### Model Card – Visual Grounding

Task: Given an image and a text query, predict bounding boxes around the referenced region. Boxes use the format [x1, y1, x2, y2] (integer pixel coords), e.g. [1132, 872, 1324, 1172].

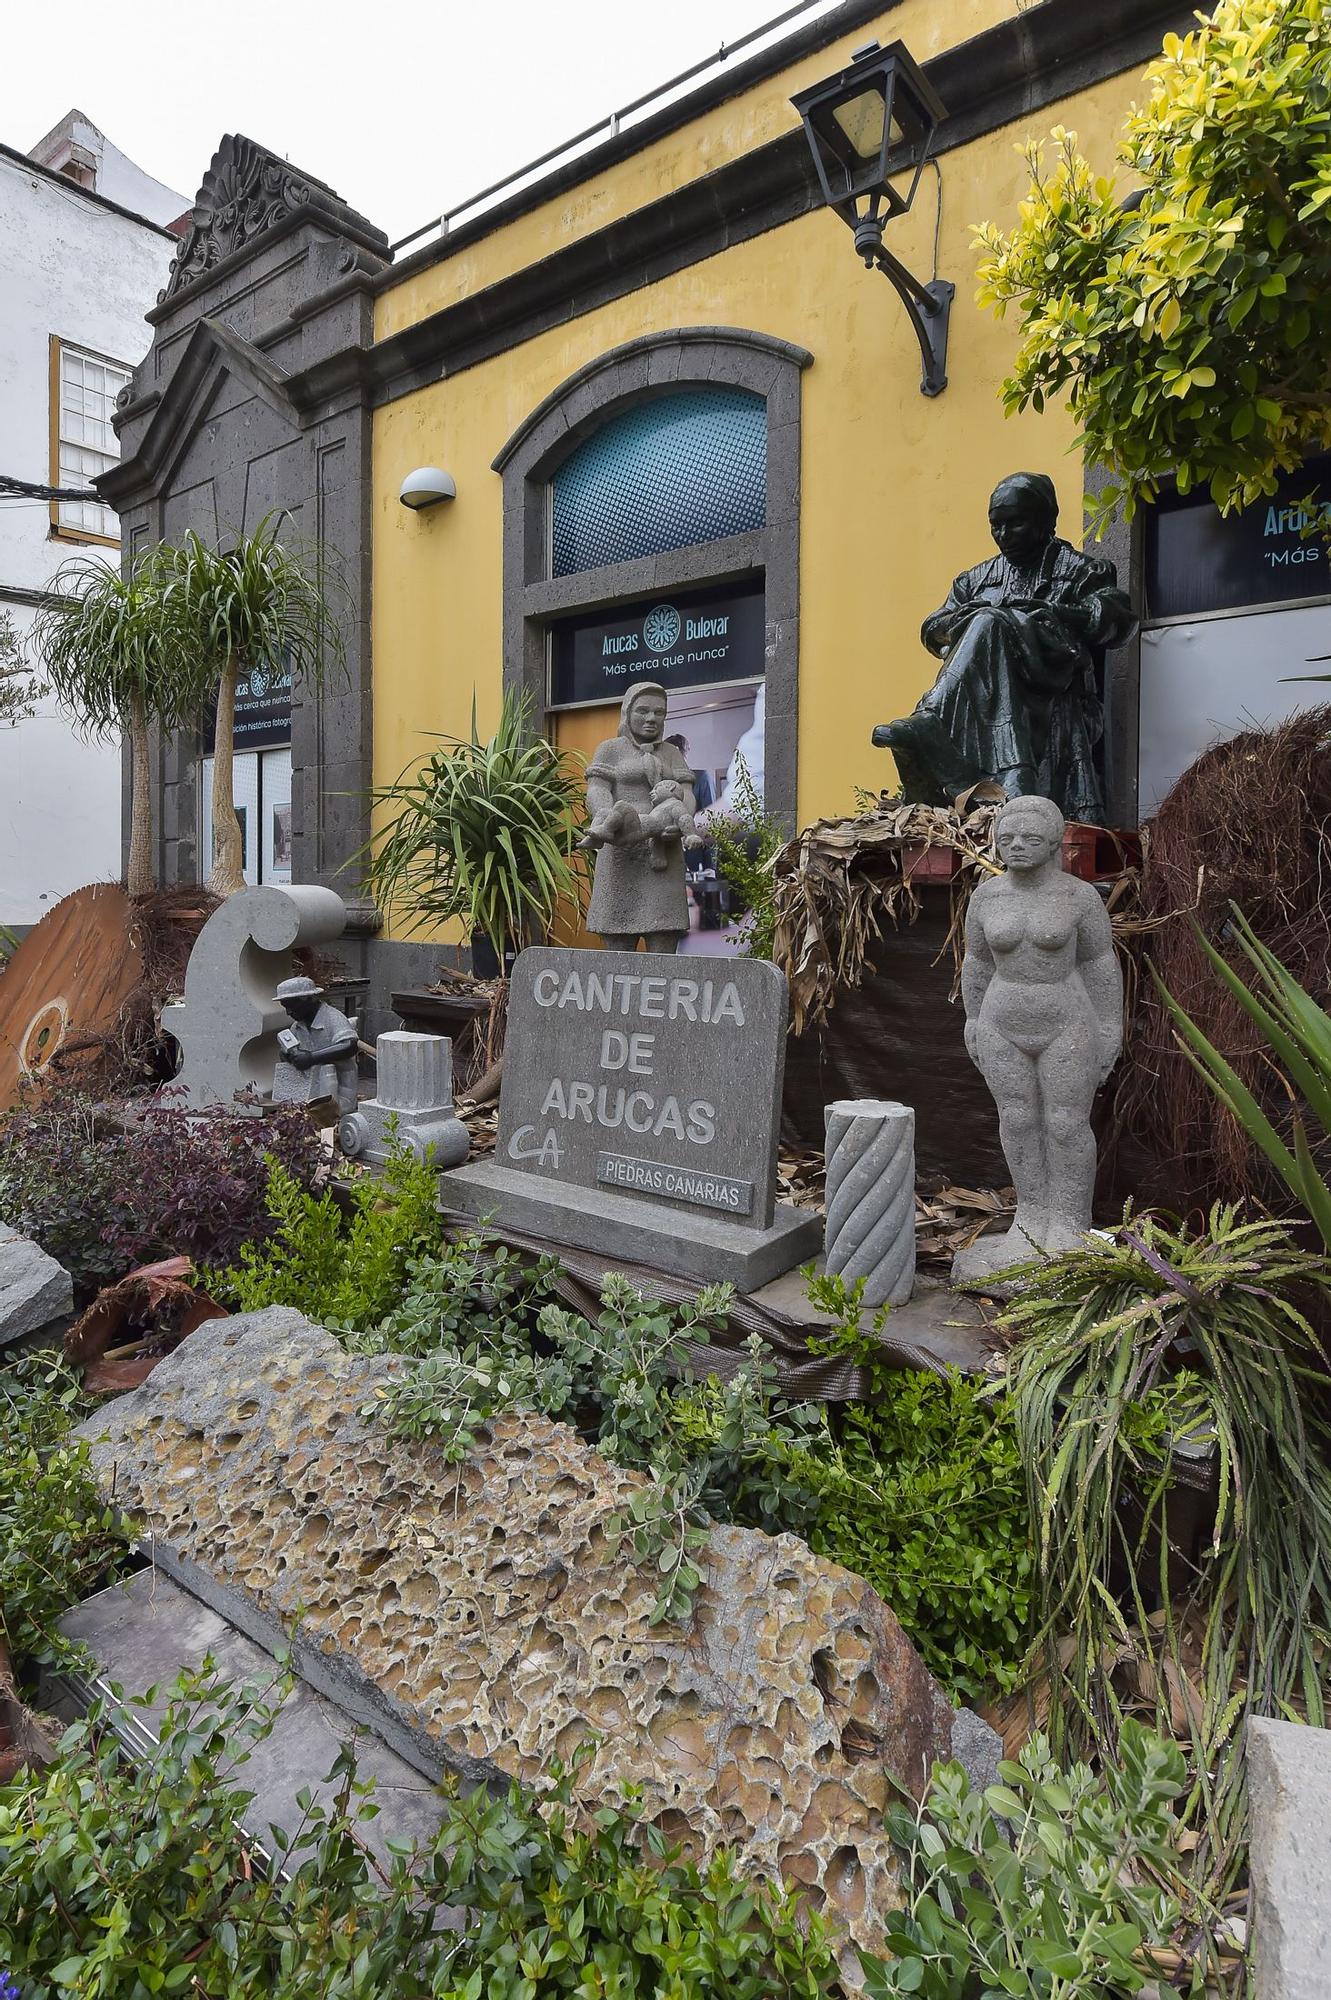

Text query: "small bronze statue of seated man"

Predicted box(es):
[872, 472, 1136, 824]
[272, 974, 359, 1117]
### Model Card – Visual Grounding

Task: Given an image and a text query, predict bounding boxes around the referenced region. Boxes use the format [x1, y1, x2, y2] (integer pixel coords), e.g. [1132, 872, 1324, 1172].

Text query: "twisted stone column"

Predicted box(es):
[822, 1099, 916, 1308]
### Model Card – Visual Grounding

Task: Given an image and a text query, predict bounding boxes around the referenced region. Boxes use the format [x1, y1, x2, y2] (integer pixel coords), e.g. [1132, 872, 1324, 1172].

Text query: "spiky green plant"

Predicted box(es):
[31, 553, 203, 898]
[154, 517, 347, 896]
[1155, 905, 1331, 1246]
[1002, 1207, 1331, 1899]
[361, 691, 586, 962]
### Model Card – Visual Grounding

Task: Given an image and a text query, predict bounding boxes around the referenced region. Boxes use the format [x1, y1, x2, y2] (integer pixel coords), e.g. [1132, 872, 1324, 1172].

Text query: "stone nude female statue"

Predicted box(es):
[582, 681, 703, 951]
[952, 795, 1122, 1283]
[873, 472, 1136, 823]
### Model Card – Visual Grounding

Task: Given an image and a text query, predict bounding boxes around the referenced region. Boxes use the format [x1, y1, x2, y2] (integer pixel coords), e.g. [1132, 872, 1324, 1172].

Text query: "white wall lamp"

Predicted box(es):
[399, 466, 457, 510]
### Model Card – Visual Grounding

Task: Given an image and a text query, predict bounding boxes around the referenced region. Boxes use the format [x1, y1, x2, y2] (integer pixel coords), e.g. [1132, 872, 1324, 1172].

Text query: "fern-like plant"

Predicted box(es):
[1003, 1206, 1331, 1897]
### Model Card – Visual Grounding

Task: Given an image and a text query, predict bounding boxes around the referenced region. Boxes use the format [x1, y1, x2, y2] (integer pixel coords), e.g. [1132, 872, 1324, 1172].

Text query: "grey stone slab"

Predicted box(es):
[56, 1567, 448, 1876]
[492, 947, 790, 1229]
[441, 1156, 821, 1290]
[0, 1224, 73, 1349]
[1249, 1715, 1331, 1997]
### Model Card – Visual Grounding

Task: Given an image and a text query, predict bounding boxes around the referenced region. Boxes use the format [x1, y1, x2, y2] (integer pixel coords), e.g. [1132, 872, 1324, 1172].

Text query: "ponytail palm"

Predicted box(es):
[32, 552, 200, 898]
[156, 518, 346, 897]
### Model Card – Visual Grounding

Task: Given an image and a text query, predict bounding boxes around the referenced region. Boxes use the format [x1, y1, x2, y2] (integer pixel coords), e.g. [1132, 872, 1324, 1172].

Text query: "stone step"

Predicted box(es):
[51, 1566, 448, 1878]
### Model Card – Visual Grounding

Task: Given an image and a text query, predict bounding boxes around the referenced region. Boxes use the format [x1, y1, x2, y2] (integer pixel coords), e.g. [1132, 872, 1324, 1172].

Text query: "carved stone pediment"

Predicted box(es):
[162, 133, 389, 302]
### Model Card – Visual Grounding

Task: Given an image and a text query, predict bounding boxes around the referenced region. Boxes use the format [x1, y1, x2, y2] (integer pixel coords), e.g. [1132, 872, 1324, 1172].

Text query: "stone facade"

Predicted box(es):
[97, 135, 414, 1029]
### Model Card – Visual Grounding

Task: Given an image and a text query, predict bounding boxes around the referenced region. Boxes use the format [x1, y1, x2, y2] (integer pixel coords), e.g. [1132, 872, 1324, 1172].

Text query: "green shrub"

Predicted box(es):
[352, 1230, 566, 1359]
[362, 1252, 1028, 1683]
[1, 1666, 846, 1999]
[862, 1720, 1202, 1999]
[798, 1270, 1033, 1701]
[0, 1355, 128, 1681]
[211, 1140, 442, 1331]
[801, 1371, 1033, 1704]
[708, 754, 784, 960]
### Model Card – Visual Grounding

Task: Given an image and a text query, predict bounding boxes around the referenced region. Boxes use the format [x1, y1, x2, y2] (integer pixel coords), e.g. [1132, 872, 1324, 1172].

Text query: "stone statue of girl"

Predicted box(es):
[952, 795, 1122, 1283]
[582, 681, 703, 951]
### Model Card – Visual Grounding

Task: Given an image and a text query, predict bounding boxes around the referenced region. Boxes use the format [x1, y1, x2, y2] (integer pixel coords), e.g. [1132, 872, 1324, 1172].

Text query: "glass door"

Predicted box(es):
[260, 747, 293, 884]
[200, 752, 260, 885]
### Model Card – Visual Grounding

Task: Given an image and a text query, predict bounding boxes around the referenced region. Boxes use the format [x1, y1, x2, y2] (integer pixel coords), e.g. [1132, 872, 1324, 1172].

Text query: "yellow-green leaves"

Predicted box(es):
[973, 0, 1331, 519]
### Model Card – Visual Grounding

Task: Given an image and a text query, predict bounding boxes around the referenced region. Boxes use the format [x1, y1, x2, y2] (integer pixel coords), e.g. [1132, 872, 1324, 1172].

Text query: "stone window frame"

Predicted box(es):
[493, 326, 812, 828]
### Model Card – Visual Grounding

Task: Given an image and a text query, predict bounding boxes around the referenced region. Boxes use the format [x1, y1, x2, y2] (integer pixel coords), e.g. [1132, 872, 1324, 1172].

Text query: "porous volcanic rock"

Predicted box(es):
[77, 1308, 958, 1948]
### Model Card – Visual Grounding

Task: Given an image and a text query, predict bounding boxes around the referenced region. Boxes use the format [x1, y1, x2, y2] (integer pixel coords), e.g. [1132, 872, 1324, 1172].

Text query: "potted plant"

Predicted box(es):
[362, 692, 587, 976]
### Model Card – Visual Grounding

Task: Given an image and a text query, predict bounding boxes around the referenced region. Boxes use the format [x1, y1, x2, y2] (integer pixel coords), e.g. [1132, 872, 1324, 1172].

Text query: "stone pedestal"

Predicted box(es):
[339, 1031, 469, 1169]
[823, 1099, 916, 1308]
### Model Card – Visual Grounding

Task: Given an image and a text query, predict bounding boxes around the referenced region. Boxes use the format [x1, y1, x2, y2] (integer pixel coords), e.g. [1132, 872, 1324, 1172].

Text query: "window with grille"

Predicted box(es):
[551, 387, 766, 578]
[53, 341, 131, 539]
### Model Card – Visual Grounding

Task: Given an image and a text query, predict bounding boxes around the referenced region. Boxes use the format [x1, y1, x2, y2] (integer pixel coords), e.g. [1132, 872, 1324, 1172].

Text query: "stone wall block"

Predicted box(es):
[1249, 1715, 1331, 1997]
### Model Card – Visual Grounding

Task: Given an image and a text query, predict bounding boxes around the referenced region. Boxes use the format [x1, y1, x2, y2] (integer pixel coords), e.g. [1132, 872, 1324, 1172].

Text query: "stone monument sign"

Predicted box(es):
[439, 947, 821, 1287]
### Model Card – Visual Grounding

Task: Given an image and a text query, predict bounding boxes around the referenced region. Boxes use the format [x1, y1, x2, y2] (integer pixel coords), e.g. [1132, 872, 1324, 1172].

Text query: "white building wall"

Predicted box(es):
[0, 141, 183, 928]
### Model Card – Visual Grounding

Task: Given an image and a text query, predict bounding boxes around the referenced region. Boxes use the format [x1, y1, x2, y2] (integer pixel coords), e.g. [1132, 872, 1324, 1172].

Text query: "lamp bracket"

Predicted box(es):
[857, 228, 953, 396]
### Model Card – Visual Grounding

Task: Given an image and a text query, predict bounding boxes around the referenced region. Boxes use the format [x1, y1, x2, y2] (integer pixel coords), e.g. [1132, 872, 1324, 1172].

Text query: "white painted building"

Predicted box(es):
[0, 114, 186, 929]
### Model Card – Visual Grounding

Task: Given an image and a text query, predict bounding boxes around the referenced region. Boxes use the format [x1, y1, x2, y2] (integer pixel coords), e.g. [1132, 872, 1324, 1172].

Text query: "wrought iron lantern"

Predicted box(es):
[792, 39, 953, 396]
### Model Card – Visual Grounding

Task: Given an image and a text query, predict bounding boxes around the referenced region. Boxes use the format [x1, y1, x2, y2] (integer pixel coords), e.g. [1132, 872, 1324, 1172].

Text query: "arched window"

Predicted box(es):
[551, 387, 767, 577]
[494, 329, 810, 826]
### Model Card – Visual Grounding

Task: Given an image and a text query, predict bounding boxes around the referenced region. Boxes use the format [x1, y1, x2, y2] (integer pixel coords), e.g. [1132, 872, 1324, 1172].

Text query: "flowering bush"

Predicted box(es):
[0, 1092, 323, 1300]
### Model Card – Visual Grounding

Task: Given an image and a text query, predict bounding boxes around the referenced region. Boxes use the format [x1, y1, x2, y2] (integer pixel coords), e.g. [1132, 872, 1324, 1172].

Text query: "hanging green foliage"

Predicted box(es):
[974, 0, 1331, 525]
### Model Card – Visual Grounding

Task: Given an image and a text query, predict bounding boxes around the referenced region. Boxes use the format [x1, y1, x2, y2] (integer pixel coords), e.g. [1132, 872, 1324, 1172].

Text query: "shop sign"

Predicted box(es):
[1146, 455, 1331, 620]
[201, 653, 292, 752]
[548, 582, 764, 709]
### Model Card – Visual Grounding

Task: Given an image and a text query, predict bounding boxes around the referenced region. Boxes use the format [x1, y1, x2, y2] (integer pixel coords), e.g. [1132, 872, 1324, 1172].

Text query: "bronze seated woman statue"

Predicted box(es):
[873, 472, 1136, 824]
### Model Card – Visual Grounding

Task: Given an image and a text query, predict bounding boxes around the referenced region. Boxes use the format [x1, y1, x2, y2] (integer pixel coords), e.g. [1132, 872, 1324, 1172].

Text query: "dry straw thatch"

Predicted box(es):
[769, 798, 1006, 1036]
[1111, 704, 1331, 1217]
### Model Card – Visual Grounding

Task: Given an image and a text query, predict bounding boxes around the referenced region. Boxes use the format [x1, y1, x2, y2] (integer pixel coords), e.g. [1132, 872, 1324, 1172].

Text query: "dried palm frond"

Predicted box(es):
[769, 800, 1005, 1035]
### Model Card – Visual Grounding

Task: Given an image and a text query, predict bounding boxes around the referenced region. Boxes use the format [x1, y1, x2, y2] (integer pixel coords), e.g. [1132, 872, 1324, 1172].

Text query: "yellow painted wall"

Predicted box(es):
[379, 0, 1022, 342]
[371, 21, 1143, 942]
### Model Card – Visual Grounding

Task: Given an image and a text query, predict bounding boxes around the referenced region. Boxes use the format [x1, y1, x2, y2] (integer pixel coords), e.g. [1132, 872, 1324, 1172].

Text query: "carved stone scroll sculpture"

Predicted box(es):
[952, 796, 1122, 1284]
[582, 682, 703, 952]
[339, 1031, 469, 1169]
[823, 1099, 917, 1309]
[872, 472, 1137, 823]
[161, 885, 349, 1110]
